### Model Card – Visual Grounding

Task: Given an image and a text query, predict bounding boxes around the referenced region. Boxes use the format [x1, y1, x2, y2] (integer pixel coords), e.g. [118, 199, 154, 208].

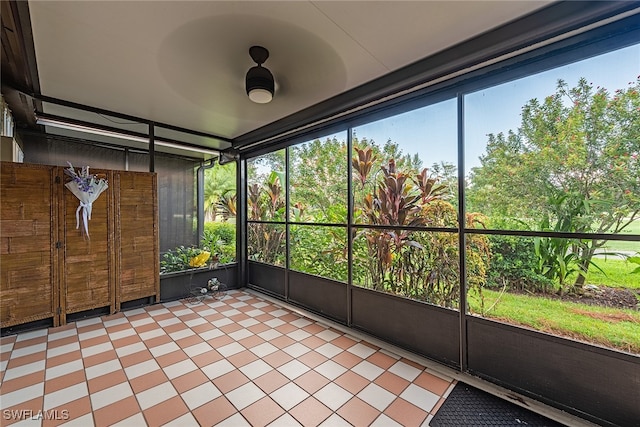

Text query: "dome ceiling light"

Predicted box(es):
[245, 46, 274, 104]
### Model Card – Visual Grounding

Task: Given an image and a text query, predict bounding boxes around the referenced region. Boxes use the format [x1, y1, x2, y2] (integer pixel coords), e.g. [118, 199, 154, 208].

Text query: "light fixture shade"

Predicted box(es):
[248, 88, 272, 104]
[246, 46, 274, 104]
[246, 65, 274, 103]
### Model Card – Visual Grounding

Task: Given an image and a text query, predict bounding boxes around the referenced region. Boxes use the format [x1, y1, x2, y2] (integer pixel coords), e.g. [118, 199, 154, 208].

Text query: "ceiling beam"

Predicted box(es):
[32, 93, 234, 144]
[1, 0, 41, 127]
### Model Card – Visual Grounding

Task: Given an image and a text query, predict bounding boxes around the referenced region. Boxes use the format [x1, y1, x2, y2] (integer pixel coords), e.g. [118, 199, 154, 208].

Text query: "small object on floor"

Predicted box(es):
[430, 383, 564, 426]
[184, 279, 227, 304]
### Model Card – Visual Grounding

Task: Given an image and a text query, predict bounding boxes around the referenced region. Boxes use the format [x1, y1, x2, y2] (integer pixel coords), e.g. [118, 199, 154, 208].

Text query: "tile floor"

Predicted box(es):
[0, 289, 456, 426]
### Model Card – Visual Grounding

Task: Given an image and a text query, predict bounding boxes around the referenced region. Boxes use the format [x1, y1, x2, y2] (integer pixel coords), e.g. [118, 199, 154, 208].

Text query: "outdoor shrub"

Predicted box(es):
[487, 235, 553, 293]
[161, 221, 237, 273]
[202, 222, 236, 264]
[289, 226, 348, 282]
[351, 146, 489, 308]
[247, 171, 286, 265]
[160, 246, 207, 274]
[247, 223, 285, 266]
[204, 222, 235, 245]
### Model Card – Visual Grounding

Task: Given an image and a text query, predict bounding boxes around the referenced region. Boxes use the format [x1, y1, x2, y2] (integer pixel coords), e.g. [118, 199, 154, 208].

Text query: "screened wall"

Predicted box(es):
[242, 16, 640, 426]
[245, 33, 640, 348]
[22, 133, 199, 252]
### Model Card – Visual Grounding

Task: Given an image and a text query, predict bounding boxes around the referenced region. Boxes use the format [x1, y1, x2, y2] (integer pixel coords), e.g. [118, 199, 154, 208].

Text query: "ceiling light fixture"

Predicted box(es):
[245, 46, 274, 104]
[35, 115, 220, 156]
[36, 115, 148, 143]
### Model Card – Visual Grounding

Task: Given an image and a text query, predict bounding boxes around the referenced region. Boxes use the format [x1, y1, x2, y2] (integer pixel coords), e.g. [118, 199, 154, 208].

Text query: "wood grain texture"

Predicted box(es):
[116, 171, 159, 305]
[61, 169, 113, 315]
[0, 162, 56, 327]
[1, 163, 159, 327]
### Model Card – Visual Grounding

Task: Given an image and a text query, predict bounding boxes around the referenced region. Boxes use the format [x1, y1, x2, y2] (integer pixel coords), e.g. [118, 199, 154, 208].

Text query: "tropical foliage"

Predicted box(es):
[202, 222, 236, 264]
[161, 160, 238, 274]
[247, 168, 286, 265]
[290, 137, 348, 223]
[203, 162, 236, 222]
[245, 77, 638, 329]
[214, 62, 640, 355]
[290, 225, 348, 282]
[351, 146, 489, 308]
[161, 246, 210, 274]
[468, 78, 640, 291]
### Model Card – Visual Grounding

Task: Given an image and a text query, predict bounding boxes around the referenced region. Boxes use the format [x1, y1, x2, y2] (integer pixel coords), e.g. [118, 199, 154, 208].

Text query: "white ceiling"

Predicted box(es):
[28, 1, 552, 153]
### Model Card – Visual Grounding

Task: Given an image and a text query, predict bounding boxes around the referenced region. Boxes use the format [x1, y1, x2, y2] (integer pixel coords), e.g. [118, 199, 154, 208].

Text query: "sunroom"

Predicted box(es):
[1, 1, 638, 426]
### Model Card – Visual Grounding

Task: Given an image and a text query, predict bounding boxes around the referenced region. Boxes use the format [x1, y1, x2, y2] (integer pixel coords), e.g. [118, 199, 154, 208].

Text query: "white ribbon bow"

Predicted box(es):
[75, 201, 92, 238]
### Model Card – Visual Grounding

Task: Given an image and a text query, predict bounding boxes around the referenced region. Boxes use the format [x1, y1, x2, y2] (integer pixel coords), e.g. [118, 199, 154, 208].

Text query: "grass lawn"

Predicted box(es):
[471, 237, 639, 355]
[603, 219, 640, 252]
[468, 289, 640, 354]
[584, 258, 640, 289]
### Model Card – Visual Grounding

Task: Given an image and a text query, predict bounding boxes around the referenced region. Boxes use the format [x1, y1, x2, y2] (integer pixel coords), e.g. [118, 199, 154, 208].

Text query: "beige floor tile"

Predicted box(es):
[155, 349, 188, 368]
[227, 349, 259, 368]
[413, 370, 452, 395]
[253, 370, 290, 394]
[129, 369, 169, 393]
[93, 395, 141, 426]
[374, 371, 410, 395]
[212, 369, 250, 394]
[1, 371, 45, 394]
[142, 395, 189, 426]
[87, 369, 127, 394]
[42, 396, 92, 427]
[192, 396, 237, 427]
[170, 369, 209, 394]
[294, 370, 330, 395]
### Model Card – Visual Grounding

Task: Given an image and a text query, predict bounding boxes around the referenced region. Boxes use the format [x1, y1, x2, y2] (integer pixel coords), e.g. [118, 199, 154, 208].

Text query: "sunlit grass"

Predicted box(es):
[603, 219, 640, 252]
[585, 257, 640, 289]
[468, 289, 640, 354]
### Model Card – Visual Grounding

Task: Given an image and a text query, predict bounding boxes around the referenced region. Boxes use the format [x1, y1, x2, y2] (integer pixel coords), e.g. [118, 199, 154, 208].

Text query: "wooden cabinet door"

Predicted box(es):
[115, 171, 159, 306]
[60, 169, 115, 316]
[0, 162, 58, 327]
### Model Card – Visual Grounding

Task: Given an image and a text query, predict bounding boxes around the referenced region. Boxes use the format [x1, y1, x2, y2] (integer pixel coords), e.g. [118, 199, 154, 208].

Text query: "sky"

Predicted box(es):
[353, 43, 640, 174]
[253, 43, 639, 181]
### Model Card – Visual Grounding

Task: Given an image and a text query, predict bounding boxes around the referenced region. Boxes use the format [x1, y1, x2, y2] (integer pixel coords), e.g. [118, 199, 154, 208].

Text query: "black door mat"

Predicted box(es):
[430, 383, 565, 426]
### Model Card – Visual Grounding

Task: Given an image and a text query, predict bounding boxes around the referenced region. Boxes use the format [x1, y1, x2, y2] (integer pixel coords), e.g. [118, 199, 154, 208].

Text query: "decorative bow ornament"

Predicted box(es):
[63, 163, 108, 239]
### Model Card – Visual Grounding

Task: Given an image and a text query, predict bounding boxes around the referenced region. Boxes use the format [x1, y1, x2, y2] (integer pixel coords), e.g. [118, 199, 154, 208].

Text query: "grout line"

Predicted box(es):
[441, 380, 457, 400]
[2, 288, 599, 426]
[244, 288, 599, 427]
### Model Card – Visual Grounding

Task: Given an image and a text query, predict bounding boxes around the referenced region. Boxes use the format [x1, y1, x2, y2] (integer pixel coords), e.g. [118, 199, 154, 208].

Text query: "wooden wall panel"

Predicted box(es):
[0, 162, 57, 327]
[115, 172, 159, 305]
[61, 170, 114, 315]
[1, 163, 158, 327]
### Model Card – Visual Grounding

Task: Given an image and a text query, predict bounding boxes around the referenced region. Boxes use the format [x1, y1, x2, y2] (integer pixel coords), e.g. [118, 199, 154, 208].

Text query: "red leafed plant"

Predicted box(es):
[352, 146, 489, 308]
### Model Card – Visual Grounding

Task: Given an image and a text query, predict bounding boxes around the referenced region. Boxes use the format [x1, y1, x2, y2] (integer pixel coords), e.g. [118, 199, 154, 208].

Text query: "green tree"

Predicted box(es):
[290, 137, 348, 223]
[469, 77, 640, 289]
[204, 162, 236, 222]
